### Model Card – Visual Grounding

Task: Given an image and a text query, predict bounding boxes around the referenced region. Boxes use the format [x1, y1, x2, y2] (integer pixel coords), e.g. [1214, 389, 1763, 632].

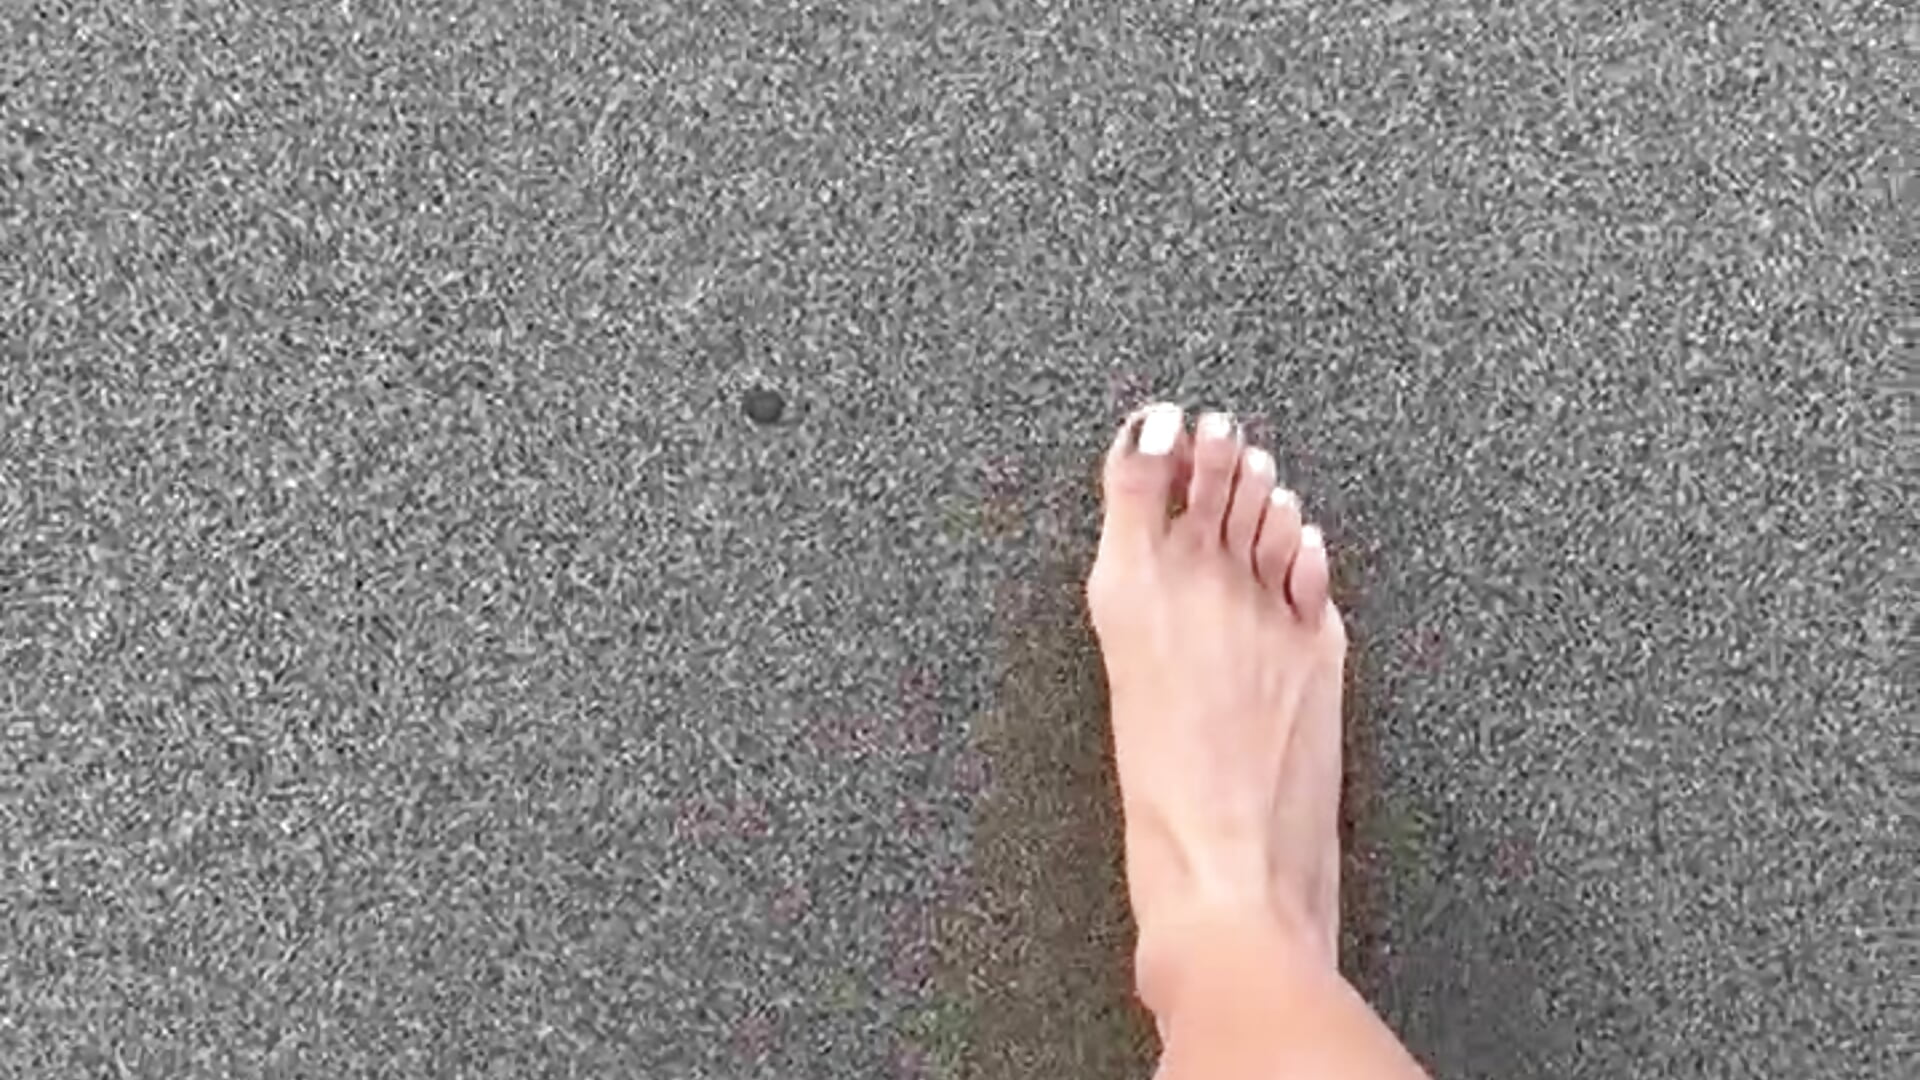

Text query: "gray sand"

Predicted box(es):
[3, 2, 1910, 1076]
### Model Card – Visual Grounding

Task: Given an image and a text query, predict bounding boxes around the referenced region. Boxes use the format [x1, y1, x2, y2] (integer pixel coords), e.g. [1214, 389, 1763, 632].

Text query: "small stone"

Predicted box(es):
[742, 386, 786, 426]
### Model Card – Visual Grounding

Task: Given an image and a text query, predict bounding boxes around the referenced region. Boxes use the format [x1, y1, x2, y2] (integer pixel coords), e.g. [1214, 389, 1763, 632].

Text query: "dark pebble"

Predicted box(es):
[742, 387, 786, 426]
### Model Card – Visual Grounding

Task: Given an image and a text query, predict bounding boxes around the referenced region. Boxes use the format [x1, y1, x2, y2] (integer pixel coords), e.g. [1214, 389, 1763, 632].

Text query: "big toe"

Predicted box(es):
[1100, 403, 1187, 546]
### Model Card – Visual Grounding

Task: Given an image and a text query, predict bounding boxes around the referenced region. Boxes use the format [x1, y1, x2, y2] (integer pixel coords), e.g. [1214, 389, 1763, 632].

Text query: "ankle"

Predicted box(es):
[1134, 895, 1327, 1015]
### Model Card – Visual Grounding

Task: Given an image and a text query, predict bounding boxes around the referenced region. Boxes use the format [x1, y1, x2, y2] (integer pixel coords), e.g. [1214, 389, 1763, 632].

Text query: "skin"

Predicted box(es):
[1088, 404, 1428, 1080]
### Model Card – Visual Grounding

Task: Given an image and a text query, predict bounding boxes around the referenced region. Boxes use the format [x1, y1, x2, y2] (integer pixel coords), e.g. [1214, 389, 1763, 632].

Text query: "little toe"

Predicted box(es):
[1177, 411, 1241, 547]
[1100, 403, 1187, 546]
[1254, 486, 1303, 591]
[1223, 447, 1276, 564]
[1287, 524, 1331, 624]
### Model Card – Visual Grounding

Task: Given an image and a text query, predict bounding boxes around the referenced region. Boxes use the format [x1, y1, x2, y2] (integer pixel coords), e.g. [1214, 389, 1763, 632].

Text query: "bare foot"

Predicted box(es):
[1087, 404, 1347, 972]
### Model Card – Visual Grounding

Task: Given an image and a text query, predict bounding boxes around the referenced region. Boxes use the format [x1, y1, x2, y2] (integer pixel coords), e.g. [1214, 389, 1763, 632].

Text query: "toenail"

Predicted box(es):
[1137, 405, 1183, 456]
[1302, 524, 1325, 548]
[1197, 412, 1235, 441]
[1246, 449, 1274, 476]
[1271, 487, 1298, 508]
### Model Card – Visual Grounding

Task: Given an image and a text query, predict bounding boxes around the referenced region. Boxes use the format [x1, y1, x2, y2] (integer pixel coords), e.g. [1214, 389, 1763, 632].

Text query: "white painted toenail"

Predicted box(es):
[1271, 487, 1298, 508]
[1198, 412, 1235, 441]
[1302, 524, 1325, 548]
[1246, 449, 1274, 476]
[1137, 406, 1183, 456]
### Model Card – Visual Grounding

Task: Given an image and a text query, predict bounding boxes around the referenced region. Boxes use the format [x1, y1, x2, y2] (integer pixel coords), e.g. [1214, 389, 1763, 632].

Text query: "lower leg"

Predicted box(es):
[1141, 904, 1423, 1079]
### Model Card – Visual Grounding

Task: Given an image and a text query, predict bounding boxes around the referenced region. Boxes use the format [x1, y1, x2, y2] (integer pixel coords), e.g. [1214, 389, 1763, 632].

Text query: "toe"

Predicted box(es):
[1287, 524, 1331, 624]
[1177, 411, 1241, 547]
[1223, 447, 1276, 564]
[1253, 486, 1303, 591]
[1100, 403, 1186, 546]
